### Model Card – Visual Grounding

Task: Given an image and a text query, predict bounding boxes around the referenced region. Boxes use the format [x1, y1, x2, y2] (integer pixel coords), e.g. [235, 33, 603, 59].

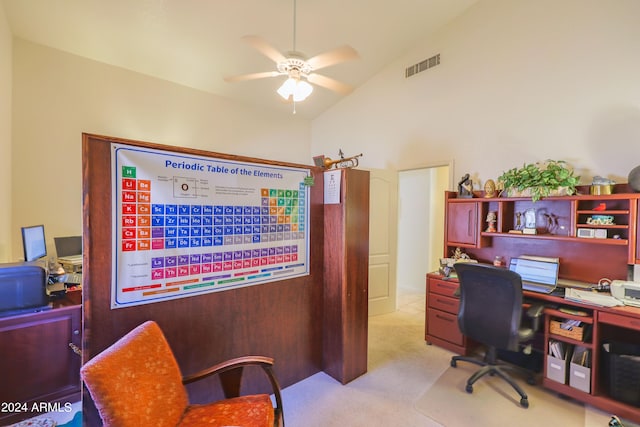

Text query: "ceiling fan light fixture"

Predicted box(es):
[277, 77, 313, 102]
[226, 0, 357, 110]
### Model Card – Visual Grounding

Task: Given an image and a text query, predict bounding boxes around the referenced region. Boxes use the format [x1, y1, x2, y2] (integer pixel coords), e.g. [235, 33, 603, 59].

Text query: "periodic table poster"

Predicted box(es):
[110, 144, 311, 309]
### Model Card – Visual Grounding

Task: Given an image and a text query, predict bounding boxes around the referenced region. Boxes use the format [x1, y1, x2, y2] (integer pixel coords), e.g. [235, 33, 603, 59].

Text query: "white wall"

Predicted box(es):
[0, 5, 12, 262]
[11, 39, 312, 261]
[312, 0, 640, 189]
[10, 0, 640, 262]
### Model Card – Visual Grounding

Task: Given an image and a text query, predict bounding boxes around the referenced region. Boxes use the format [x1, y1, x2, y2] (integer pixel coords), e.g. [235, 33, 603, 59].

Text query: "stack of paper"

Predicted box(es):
[564, 288, 623, 307]
[572, 346, 591, 368]
[549, 339, 568, 359]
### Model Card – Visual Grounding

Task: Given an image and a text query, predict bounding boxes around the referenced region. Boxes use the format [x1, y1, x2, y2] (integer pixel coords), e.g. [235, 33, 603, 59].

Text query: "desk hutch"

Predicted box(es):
[426, 188, 640, 423]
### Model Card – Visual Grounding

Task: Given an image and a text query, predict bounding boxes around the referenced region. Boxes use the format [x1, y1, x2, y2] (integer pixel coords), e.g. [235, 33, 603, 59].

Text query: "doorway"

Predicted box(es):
[396, 165, 450, 296]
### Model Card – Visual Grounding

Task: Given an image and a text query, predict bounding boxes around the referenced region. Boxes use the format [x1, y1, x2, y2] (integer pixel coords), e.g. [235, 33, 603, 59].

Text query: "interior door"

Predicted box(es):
[368, 168, 398, 316]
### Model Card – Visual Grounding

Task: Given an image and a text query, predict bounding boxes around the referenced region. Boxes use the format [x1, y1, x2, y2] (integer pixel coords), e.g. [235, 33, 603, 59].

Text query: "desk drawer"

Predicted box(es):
[429, 293, 460, 314]
[599, 312, 640, 332]
[429, 278, 459, 298]
[428, 309, 463, 346]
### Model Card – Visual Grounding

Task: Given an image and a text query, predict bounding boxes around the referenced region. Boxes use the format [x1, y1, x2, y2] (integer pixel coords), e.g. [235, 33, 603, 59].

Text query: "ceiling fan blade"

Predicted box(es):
[307, 73, 354, 95]
[307, 45, 359, 71]
[242, 35, 287, 64]
[224, 71, 281, 83]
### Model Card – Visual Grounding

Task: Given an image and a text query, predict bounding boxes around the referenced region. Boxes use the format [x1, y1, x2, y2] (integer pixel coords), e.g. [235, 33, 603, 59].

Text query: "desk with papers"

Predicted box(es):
[425, 272, 640, 424]
[527, 288, 640, 422]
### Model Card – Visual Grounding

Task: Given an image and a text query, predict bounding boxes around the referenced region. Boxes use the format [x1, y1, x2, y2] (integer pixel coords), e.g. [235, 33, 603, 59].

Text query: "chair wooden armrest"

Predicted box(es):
[183, 355, 284, 427]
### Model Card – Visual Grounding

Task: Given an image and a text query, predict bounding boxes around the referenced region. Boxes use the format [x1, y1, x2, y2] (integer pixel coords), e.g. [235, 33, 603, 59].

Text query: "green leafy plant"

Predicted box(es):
[497, 160, 580, 202]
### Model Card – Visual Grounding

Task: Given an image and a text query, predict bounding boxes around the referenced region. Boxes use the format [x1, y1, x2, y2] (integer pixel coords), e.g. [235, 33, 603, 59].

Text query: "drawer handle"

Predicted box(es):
[436, 298, 455, 306]
[435, 314, 454, 323]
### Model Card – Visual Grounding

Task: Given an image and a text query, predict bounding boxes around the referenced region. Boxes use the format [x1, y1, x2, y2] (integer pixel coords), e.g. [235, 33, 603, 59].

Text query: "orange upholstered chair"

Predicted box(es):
[80, 320, 283, 427]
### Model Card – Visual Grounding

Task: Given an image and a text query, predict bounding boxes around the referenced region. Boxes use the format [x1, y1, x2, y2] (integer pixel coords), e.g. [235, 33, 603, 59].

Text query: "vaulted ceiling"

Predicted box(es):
[3, 0, 477, 119]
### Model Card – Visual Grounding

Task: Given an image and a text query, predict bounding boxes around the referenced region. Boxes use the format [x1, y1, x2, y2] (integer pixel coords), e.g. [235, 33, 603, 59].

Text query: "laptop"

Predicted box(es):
[54, 236, 83, 271]
[54, 236, 82, 258]
[508, 257, 560, 294]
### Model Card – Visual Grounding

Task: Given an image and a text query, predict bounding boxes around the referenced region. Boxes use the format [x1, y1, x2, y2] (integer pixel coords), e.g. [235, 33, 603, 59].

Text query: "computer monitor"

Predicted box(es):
[54, 236, 82, 258]
[21, 225, 47, 262]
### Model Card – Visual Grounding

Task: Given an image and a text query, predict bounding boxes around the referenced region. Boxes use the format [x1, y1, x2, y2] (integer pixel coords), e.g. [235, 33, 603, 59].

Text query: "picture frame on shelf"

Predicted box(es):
[523, 208, 537, 234]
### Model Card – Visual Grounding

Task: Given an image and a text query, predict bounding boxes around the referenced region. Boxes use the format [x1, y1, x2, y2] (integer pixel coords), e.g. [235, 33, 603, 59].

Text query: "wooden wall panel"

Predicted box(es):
[82, 134, 325, 422]
[323, 168, 370, 383]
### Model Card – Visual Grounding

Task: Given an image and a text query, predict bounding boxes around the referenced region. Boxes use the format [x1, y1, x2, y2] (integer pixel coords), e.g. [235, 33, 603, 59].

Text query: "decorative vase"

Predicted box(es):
[629, 165, 640, 192]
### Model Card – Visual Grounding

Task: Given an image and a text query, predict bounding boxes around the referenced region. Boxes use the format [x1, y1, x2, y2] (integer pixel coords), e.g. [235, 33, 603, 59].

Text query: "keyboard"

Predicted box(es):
[522, 281, 556, 294]
[557, 278, 594, 289]
[59, 273, 82, 284]
[57, 255, 83, 266]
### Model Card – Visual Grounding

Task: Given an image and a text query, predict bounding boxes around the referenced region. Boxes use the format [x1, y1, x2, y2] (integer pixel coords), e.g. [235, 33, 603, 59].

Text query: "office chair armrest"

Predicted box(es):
[183, 355, 283, 427]
[525, 303, 545, 332]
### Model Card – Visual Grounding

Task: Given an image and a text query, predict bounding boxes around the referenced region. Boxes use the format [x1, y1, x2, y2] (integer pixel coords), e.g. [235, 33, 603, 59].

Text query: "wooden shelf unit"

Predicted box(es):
[432, 187, 640, 422]
[444, 189, 640, 281]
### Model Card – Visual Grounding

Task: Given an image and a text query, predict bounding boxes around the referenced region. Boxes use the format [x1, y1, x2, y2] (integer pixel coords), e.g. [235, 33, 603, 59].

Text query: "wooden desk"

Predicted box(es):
[0, 300, 81, 425]
[426, 272, 640, 423]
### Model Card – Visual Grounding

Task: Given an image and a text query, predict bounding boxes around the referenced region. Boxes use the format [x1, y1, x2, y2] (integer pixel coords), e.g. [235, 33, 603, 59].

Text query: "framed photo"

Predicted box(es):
[524, 208, 536, 229]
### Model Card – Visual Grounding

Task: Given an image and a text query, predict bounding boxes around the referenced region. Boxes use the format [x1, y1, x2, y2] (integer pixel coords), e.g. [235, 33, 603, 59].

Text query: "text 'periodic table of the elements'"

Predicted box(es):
[111, 144, 311, 308]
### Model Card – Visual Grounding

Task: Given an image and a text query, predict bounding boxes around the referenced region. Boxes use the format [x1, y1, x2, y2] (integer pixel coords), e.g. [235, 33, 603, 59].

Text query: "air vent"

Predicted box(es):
[405, 54, 440, 78]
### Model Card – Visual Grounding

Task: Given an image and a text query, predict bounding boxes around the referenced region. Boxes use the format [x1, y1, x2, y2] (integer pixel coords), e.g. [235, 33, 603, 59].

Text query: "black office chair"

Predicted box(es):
[450, 262, 544, 408]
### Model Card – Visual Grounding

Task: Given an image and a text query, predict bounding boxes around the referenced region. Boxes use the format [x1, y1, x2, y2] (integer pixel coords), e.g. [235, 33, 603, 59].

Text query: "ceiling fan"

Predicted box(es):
[224, 0, 359, 106]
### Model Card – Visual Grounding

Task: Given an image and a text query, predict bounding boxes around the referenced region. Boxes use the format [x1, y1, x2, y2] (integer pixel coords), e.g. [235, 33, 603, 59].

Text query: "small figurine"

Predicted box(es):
[458, 173, 473, 198]
[485, 211, 497, 232]
[515, 212, 523, 230]
[484, 179, 497, 198]
[452, 247, 470, 260]
[543, 213, 559, 234]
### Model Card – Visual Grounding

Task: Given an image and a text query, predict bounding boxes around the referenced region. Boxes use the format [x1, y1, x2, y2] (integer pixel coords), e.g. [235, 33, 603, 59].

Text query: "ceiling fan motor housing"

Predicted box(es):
[278, 56, 312, 79]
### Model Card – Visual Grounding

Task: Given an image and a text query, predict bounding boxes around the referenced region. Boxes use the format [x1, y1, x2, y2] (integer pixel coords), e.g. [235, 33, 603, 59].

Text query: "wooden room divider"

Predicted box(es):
[82, 133, 327, 423]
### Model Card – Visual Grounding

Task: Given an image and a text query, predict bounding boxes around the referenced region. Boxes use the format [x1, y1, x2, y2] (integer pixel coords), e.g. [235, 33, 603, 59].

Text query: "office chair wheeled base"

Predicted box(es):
[451, 349, 530, 408]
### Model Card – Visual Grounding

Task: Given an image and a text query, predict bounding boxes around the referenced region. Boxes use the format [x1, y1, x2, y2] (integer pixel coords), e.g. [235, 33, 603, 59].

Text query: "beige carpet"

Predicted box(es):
[415, 363, 586, 426]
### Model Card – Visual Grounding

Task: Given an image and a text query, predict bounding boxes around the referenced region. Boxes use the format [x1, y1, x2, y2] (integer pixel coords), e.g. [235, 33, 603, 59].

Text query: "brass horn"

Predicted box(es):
[323, 152, 363, 169]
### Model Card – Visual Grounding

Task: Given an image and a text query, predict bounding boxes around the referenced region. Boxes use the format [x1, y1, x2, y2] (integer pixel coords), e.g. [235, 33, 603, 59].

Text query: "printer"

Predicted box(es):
[611, 280, 640, 307]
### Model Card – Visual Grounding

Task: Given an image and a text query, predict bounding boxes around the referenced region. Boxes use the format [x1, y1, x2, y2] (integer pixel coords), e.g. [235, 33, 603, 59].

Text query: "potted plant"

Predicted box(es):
[497, 160, 580, 202]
